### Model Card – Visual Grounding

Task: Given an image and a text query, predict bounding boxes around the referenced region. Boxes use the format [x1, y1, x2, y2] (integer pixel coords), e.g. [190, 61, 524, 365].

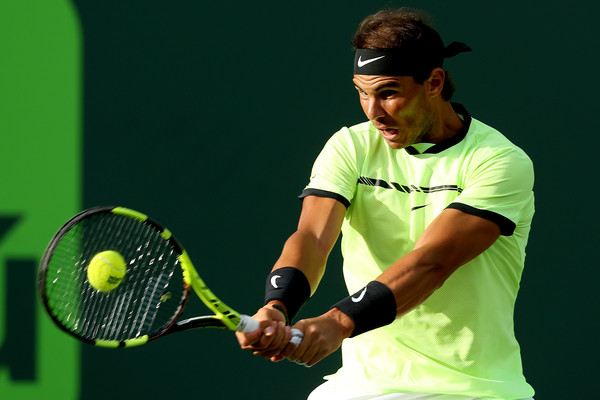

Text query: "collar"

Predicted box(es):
[405, 103, 471, 155]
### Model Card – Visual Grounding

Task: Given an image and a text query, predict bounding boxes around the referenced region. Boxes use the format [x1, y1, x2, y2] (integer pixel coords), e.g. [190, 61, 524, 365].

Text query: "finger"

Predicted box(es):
[300, 341, 335, 367]
[297, 342, 318, 365]
[236, 329, 263, 349]
[282, 338, 300, 360]
[252, 322, 277, 351]
[252, 322, 291, 358]
[281, 329, 303, 359]
[259, 323, 291, 359]
[285, 339, 305, 362]
[243, 323, 276, 354]
[269, 326, 300, 362]
[304, 350, 325, 367]
[290, 328, 304, 346]
[292, 331, 323, 366]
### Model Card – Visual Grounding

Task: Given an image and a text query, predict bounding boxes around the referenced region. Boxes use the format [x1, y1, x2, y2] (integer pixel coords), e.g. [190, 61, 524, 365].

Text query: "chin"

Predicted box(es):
[386, 141, 407, 149]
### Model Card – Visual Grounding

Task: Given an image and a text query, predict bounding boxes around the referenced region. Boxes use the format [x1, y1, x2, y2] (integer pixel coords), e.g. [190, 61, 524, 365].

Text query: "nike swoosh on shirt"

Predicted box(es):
[357, 55, 385, 68]
[411, 204, 430, 211]
[351, 287, 367, 303]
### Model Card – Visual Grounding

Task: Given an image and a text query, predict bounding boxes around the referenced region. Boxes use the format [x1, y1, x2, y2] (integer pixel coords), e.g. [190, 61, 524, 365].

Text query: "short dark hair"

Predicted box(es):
[352, 8, 456, 100]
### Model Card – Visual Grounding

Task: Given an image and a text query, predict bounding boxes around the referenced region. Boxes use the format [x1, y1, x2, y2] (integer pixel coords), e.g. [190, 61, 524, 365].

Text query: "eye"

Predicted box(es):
[355, 87, 368, 98]
[379, 89, 398, 99]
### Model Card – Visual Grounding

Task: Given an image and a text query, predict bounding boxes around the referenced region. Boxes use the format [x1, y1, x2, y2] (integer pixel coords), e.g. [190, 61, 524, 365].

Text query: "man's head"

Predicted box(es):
[350, 9, 470, 149]
[352, 8, 468, 101]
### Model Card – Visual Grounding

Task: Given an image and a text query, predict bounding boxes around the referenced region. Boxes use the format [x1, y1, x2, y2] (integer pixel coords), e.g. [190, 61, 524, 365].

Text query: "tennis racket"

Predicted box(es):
[38, 206, 303, 348]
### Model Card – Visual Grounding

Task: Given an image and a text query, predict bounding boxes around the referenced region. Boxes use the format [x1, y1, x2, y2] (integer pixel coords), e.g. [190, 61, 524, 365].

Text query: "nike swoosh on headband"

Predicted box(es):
[357, 55, 385, 68]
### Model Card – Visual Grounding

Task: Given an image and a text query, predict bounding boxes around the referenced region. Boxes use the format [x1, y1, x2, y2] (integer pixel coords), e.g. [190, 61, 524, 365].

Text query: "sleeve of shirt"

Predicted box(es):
[447, 146, 535, 236]
[298, 127, 361, 208]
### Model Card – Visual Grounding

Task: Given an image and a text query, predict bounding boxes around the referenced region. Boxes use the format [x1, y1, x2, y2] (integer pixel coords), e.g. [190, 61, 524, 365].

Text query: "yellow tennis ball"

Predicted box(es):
[87, 250, 127, 291]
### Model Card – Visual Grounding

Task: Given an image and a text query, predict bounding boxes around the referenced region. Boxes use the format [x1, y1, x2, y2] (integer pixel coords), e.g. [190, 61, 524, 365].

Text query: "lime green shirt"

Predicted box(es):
[300, 104, 535, 399]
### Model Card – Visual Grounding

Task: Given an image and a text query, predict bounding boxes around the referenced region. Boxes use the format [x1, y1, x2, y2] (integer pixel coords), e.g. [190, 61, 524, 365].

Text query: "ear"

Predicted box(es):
[426, 68, 445, 98]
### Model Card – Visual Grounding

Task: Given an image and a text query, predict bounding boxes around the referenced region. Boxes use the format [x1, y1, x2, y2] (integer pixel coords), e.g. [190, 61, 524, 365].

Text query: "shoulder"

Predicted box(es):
[321, 121, 383, 162]
[329, 121, 374, 145]
[464, 117, 533, 171]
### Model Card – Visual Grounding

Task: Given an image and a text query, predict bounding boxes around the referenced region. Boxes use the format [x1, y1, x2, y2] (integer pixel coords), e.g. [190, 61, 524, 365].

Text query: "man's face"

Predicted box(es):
[353, 74, 435, 149]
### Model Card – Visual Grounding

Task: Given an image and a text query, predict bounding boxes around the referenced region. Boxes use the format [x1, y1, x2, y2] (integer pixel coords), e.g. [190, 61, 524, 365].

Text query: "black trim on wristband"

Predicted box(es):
[271, 304, 290, 326]
[264, 267, 311, 322]
[331, 281, 397, 337]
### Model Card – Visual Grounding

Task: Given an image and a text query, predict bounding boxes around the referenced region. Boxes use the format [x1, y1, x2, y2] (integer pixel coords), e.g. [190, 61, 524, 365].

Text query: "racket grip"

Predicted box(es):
[290, 328, 303, 346]
[238, 315, 303, 347]
[237, 315, 260, 333]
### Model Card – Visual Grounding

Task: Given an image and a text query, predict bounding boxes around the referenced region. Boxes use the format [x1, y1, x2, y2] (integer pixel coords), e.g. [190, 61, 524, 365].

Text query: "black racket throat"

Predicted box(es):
[168, 316, 231, 334]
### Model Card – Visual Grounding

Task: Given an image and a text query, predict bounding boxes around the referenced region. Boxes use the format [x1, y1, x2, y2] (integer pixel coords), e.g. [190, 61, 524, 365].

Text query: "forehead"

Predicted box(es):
[352, 74, 416, 90]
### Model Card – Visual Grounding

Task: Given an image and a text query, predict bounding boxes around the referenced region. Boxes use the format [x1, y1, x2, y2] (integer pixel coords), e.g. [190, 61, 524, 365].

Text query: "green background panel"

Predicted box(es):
[0, 0, 81, 398]
[1, 0, 597, 399]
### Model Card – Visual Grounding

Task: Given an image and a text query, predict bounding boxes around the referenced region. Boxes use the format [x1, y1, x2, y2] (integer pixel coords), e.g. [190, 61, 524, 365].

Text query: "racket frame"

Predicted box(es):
[38, 206, 255, 348]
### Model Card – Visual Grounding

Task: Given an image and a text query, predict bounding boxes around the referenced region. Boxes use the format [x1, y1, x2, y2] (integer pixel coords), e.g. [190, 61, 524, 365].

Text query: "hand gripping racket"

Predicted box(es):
[38, 206, 303, 348]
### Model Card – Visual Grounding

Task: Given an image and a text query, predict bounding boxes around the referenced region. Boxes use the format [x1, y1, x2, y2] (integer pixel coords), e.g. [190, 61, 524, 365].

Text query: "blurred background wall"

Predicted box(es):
[1, 1, 597, 398]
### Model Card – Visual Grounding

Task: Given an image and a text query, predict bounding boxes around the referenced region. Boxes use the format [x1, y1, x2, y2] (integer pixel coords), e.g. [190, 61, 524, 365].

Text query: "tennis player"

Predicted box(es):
[237, 8, 535, 400]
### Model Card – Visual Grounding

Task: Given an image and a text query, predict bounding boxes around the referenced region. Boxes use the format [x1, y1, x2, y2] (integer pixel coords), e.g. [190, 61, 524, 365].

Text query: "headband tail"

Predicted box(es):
[443, 42, 472, 59]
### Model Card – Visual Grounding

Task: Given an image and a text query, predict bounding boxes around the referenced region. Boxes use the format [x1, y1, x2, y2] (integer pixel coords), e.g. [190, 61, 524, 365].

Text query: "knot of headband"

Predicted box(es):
[443, 41, 472, 59]
[354, 41, 472, 76]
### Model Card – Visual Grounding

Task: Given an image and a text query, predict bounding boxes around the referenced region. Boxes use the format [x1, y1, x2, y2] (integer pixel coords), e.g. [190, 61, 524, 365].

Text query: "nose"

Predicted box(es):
[363, 98, 385, 121]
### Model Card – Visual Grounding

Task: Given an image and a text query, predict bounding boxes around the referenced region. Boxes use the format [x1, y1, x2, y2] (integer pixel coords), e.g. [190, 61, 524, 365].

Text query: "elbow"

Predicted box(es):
[427, 262, 454, 290]
[412, 250, 459, 290]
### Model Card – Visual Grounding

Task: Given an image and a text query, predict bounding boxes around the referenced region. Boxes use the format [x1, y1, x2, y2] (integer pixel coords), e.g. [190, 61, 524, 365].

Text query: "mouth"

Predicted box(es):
[377, 127, 399, 141]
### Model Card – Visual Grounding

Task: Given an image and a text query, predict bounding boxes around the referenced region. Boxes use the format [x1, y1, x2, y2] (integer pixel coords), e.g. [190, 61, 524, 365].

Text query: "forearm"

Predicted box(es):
[272, 229, 333, 294]
[269, 195, 344, 293]
[377, 245, 453, 318]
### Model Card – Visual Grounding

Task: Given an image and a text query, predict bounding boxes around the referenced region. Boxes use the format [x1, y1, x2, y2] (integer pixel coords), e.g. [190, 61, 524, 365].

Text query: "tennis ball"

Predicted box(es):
[87, 250, 127, 292]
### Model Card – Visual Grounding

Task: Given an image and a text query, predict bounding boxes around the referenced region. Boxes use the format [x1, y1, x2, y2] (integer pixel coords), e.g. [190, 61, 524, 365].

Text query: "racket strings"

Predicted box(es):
[98, 215, 154, 340]
[128, 235, 176, 338]
[85, 215, 145, 340]
[80, 215, 125, 338]
[80, 214, 134, 338]
[44, 212, 187, 343]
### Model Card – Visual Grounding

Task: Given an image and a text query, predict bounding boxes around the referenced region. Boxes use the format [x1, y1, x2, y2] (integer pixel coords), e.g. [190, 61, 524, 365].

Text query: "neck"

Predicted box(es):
[427, 101, 463, 143]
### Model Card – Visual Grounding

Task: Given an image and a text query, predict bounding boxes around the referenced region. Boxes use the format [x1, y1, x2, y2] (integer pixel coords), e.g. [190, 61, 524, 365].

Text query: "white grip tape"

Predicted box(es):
[238, 316, 303, 347]
[290, 328, 303, 346]
[238, 315, 260, 333]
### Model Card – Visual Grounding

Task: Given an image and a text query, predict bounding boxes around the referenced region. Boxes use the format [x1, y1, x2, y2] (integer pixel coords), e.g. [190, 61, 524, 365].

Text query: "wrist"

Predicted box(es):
[325, 308, 355, 339]
[331, 281, 397, 337]
[268, 302, 290, 325]
[259, 301, 287, 323]
[264, 267, 311, 323]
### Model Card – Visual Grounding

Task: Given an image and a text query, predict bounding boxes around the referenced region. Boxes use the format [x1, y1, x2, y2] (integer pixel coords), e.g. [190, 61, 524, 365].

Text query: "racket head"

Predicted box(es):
[38, 206, 192, 347]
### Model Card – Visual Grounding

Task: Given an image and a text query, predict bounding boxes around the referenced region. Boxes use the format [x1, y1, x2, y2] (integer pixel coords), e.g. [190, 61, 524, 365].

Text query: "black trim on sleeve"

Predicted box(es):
[446, 202, 516, 236]
[299, 189, 351, 208]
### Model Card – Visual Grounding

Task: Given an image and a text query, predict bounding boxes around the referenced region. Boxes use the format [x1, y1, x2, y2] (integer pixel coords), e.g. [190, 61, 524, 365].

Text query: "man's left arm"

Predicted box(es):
[282, 208, 501, 367]
[378, 207, 501, 316]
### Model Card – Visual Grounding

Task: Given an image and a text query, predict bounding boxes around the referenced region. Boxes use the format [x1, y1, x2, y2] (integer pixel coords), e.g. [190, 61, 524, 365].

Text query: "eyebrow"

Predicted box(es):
[353, 81, 403, 93]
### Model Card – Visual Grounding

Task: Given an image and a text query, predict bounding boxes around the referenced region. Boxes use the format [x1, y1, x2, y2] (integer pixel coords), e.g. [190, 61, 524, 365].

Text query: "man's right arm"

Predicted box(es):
[273, 195, 346, 290]
[236, 195, 346, 359]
